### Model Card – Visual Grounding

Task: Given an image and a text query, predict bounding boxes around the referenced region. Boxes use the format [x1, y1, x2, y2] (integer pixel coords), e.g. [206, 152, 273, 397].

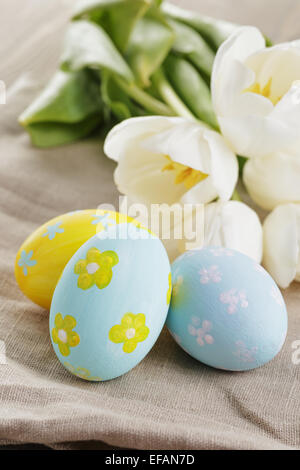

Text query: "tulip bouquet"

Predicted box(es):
[20, 0, 300, 288]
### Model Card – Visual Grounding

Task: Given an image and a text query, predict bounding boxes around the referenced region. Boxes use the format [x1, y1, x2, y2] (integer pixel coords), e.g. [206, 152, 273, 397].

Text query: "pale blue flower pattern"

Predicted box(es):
[42, 222, 64, 240]
[91, 213, 116, 229]
[233, 341, 258, 364]
[18, 250, 37, 276]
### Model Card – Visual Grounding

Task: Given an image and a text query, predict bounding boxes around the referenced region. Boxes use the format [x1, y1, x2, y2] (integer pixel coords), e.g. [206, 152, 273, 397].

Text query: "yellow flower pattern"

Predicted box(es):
[109, 313, 150, 353]
[64, 362, 102, 381]
[52, 313, 80, 357]
[74, 247, 118, 290]
[167, 272, 172, 305]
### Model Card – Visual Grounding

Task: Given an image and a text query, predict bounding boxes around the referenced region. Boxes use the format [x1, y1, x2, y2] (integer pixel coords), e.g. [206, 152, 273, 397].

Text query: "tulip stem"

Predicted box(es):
[152, 68, 198, 121]
[114, 76, 174, 116]
[232, 189, 242, 202]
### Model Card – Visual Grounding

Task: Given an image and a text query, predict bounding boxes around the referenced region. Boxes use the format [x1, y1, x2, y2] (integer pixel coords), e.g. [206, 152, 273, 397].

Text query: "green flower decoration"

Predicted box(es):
[52, 313, 80, 357]
[109, 313, 149, 353]
[74, 247, 118, 290]
[64, 362, 102, 381]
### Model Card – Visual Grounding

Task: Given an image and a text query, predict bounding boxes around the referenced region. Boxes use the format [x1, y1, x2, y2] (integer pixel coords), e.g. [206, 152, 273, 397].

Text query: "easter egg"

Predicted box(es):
[167, 247, 287, 371]
[49, 223, 171, 381]
[15, 209, 138, 309]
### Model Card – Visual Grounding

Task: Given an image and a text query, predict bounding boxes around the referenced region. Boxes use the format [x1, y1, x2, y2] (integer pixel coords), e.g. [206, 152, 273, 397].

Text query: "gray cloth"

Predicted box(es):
[0, 0, 300, 450]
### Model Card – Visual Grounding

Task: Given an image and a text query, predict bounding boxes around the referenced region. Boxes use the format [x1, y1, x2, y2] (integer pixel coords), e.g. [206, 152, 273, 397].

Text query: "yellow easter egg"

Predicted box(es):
[15, 209, 137, 309]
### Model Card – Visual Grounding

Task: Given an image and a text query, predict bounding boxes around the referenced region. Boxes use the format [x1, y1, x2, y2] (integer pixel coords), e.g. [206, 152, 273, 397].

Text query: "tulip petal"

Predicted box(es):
[178, 201, 263, 263]
[243, 153, 300, 211]
[270, 80, 300, 149]
[142, 120, 211, 172]
[218, 113, 295, 159]
[180, 176, 218, 205]
[114, 143, 186, 204]
[204, 201, 263, 263]
[180, 129, 238, 204]
[246, 45, 300, 102]
[104, 116, 184, 162]
[202, 130, 238, 201]
[105, 116, 238, 205]
[212, 26, 300, 158]
[212, 26, 266, 114]
[263, 204, 299, 288]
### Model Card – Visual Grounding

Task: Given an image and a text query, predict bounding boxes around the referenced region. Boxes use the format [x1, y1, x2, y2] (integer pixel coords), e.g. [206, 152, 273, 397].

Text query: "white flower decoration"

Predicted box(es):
[199, 265, 222, 284]
[188, 317, 214, 347]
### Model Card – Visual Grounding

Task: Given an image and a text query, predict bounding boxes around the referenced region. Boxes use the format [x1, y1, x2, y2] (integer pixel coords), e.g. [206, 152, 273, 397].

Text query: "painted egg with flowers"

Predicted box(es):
[15, 209, 139, 309]
[167, 247, 288, 371]
[49, 223, 171, 381]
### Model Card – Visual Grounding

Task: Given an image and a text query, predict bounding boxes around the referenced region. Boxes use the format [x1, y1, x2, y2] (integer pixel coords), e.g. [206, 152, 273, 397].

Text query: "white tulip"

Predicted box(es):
[263, 204, 300, 288]
[178, 200, 263, 263]
[212, 26, 300, 159]
[104, 116, 238, 205]
[243, 152, 300, 211]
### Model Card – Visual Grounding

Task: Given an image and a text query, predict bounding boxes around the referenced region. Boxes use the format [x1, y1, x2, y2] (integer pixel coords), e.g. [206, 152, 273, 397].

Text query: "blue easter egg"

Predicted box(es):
[167, 247, 288, 371]
[49, 223, 171, 381]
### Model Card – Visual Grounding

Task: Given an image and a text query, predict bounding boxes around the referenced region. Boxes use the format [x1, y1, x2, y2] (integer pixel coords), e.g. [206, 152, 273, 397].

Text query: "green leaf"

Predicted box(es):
[22, 116, 102, 148]
[20, 70, 101, 124]
[73, 0, 151, 52]
[152, 68, 196, 120]
[163, 55, 218, 129]
[162, 2, 237, 51]
[167, 18, 215, 78]
[60, 20, 134, 82]
[101, 71, 147, 121]
[19, 70, 103, 147]
[60, 20, 172, 116]
[125, 7, 174, 87]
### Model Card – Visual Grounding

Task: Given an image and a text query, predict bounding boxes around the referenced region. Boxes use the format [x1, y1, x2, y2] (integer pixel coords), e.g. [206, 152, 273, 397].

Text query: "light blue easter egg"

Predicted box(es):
[49, 223, 171, 381]
[167, 247, 288, 371]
